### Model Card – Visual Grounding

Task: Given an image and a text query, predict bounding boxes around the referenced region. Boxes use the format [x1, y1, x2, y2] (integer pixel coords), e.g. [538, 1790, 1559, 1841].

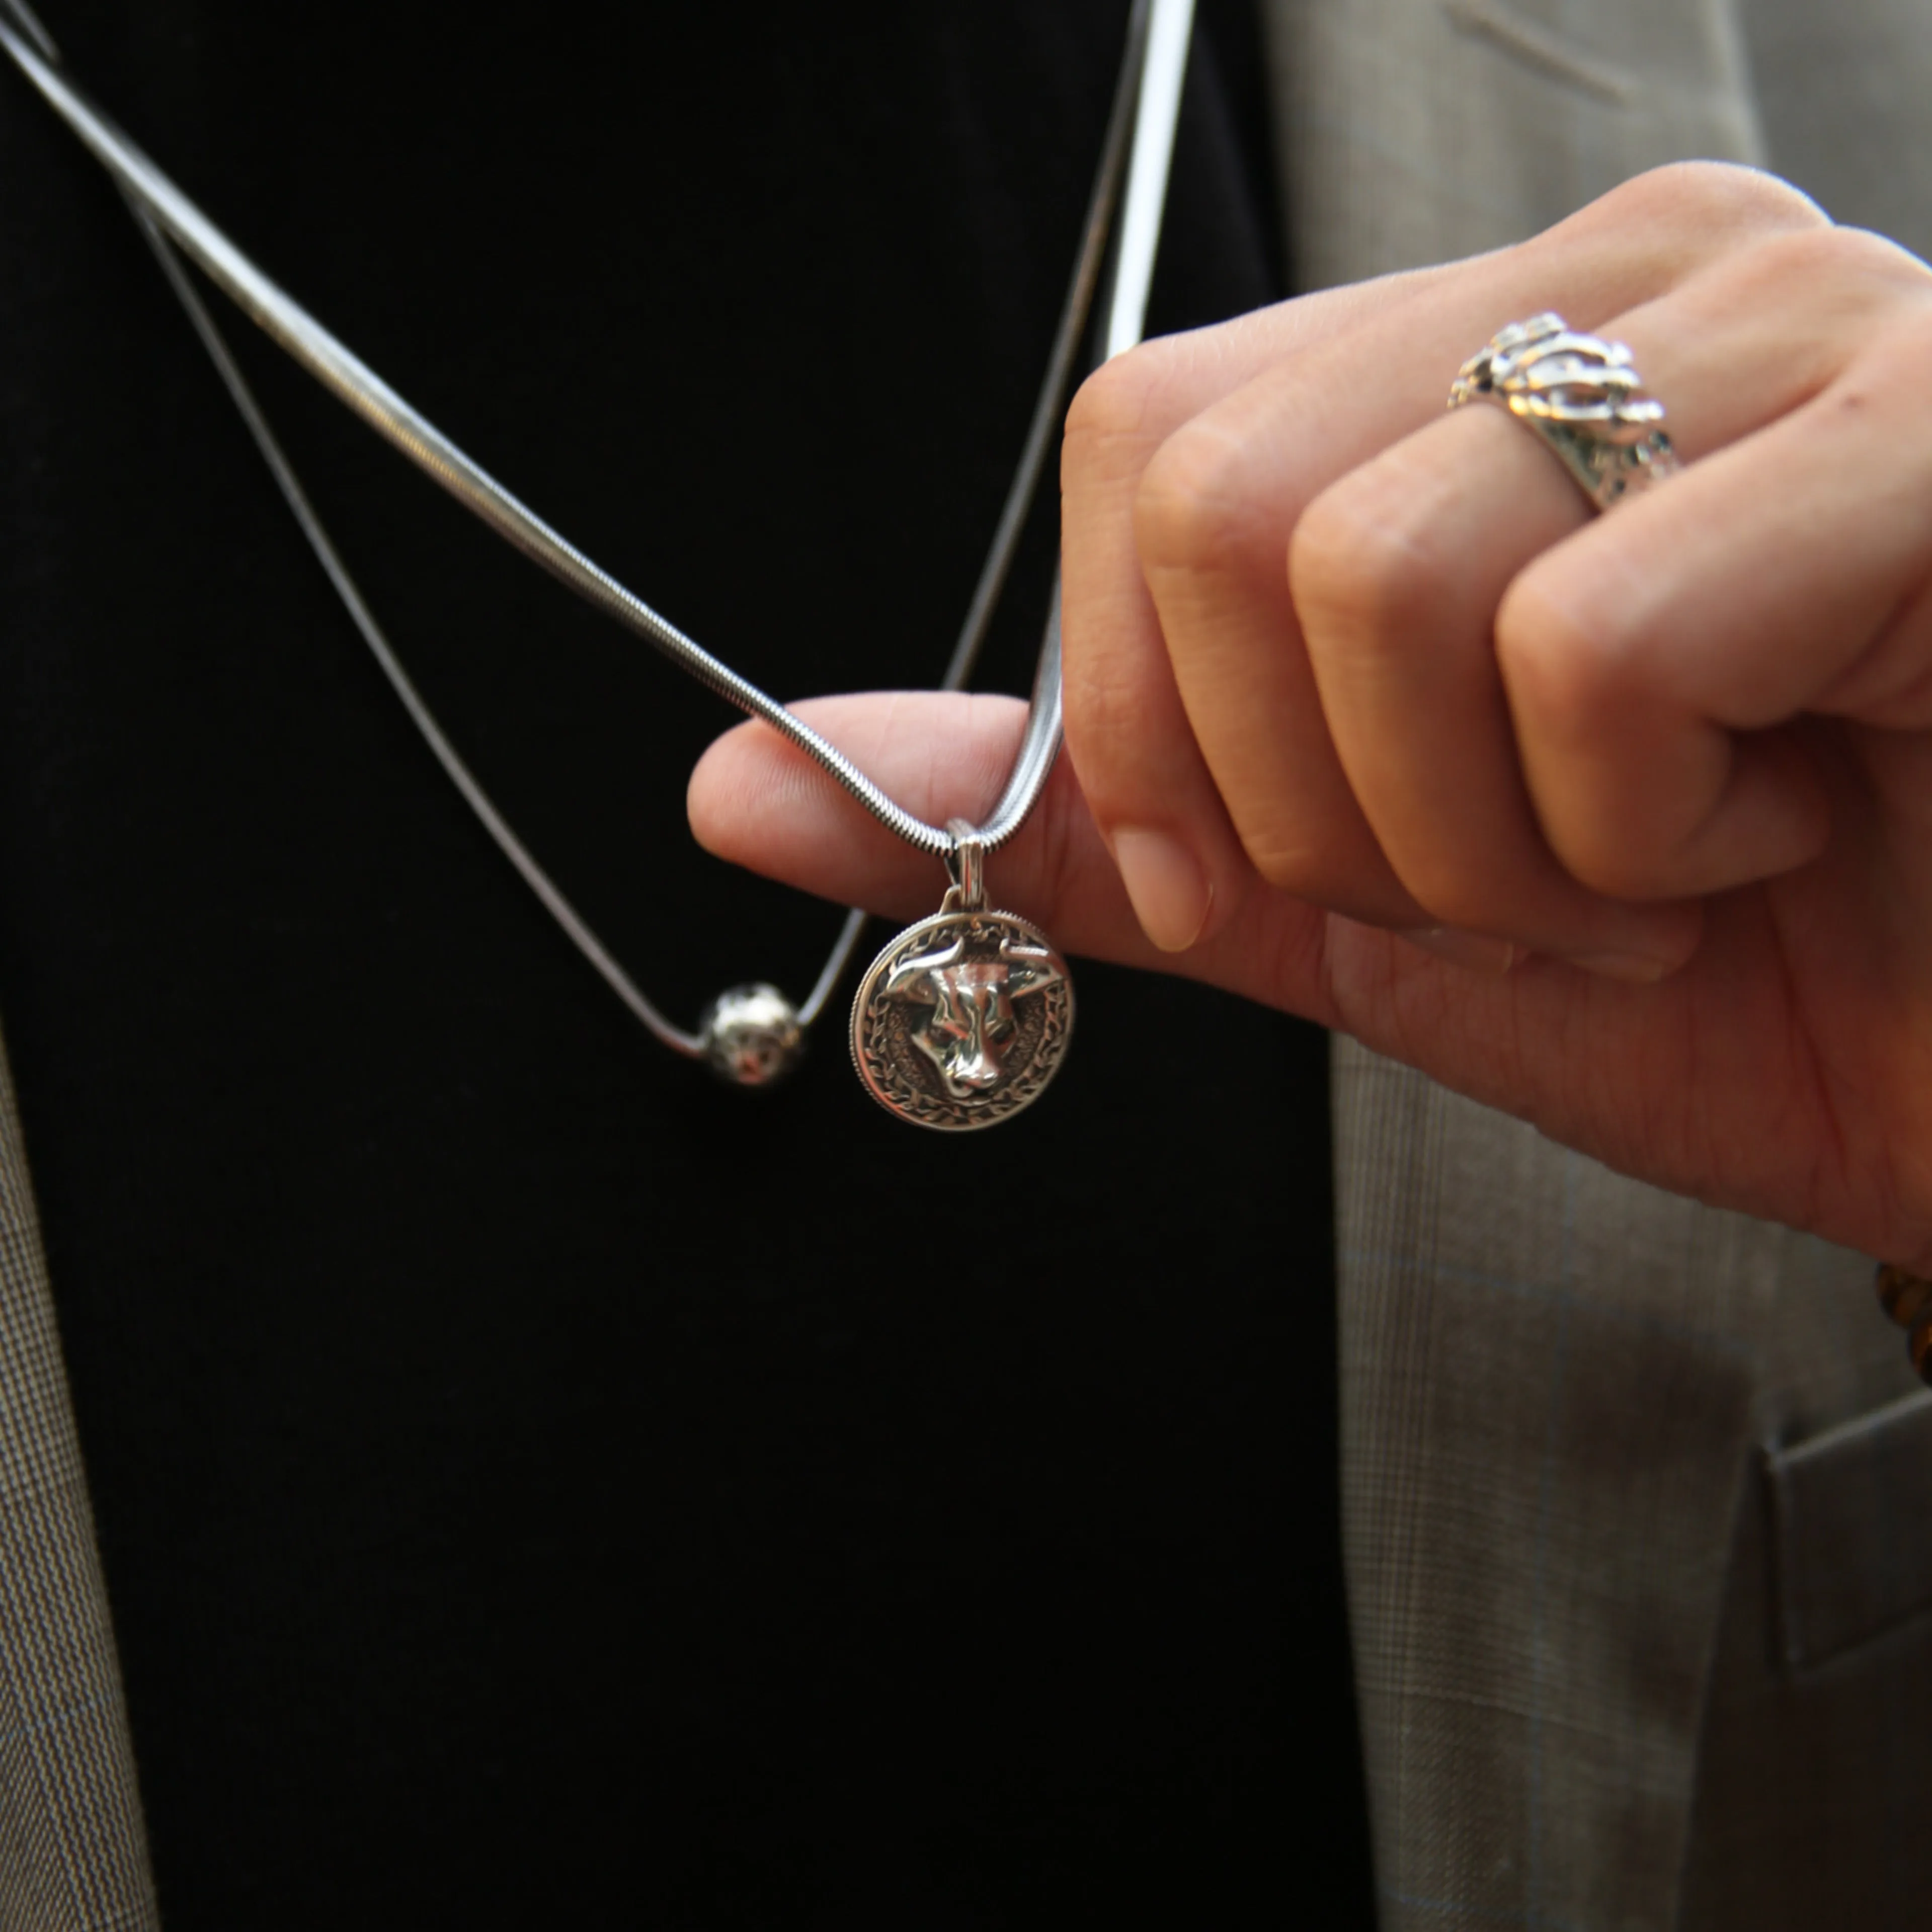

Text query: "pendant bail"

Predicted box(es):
[942, 818, 987, 913]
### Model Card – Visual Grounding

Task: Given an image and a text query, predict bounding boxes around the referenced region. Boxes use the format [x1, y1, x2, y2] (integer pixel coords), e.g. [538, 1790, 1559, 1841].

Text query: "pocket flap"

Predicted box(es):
[1767, 1391, 1932, 1668]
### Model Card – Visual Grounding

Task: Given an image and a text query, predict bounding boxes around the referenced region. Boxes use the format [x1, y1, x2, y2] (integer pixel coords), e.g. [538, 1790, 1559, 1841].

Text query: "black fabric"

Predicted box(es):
[0, 3, 1373, 1924]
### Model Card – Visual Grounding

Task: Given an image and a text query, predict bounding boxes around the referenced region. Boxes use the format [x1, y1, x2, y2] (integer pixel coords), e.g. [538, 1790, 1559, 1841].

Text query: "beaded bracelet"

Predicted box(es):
[1875, 1266, 1932, 1388]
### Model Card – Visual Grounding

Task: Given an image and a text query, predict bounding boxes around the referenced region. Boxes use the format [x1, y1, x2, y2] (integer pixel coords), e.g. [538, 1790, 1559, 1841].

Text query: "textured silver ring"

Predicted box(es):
[1448, 311, 1682, 511]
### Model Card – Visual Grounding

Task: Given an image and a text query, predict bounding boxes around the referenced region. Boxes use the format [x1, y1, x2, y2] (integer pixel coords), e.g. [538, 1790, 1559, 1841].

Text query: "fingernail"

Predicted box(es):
[1565, 948, 1673, 985]
[1112, 827, 1213, 953]
[1400, 927, 1518, 975]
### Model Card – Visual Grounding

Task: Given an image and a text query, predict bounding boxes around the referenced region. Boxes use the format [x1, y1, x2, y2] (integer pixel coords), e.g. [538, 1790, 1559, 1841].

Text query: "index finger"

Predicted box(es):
[686, 691, 1339, 1022]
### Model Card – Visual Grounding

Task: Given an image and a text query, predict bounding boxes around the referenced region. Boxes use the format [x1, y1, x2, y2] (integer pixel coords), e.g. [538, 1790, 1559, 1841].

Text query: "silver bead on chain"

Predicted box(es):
[0, 0, 1195, 1080]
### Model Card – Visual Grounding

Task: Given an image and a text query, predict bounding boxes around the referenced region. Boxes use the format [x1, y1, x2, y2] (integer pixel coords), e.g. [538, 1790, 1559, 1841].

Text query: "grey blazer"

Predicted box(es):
[1265, 1, 1932, 1926]
[4, 4, 1930, 1926]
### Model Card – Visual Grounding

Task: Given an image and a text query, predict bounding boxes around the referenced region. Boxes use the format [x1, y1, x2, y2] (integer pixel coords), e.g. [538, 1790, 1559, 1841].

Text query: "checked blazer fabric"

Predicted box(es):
[1265, 0, 1932, 1925]
[0, 1020, 157, 1932]
[2, 3, 1931, 1927]
[1330, 1046, 1931, 1929]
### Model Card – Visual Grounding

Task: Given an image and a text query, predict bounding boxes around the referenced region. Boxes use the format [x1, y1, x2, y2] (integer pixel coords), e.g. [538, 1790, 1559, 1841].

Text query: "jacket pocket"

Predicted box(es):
[1766, 1390, 1932, 1668]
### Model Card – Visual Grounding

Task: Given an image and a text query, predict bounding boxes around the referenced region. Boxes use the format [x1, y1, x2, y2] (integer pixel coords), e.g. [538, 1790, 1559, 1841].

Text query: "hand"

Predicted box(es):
[690, 163, 1932, 1269]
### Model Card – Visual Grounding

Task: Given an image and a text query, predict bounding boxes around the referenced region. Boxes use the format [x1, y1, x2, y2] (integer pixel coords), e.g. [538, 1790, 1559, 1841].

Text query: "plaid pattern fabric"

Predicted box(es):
[0, 1027, 159, 1931]
[1331, 1043, 1926, 1929]
[1261, 2, 1932, 1919]
[1261, 0, 1767, 293]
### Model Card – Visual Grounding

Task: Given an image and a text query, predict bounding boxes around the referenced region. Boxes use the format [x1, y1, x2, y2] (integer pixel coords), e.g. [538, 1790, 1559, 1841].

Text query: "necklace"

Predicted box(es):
[0, 0, 1195, 1129]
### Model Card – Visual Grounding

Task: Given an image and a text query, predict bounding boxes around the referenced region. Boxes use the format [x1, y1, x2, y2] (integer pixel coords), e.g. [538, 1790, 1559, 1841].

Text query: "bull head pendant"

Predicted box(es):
[849, 822, 1073, 1130]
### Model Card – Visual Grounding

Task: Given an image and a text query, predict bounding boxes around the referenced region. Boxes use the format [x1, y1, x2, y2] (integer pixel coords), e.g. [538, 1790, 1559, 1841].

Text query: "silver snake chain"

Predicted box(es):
[0, 0, 1195, 1056]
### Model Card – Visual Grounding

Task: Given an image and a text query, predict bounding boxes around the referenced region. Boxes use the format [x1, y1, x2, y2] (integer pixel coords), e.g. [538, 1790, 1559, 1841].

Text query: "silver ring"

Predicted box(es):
[1448, 311, 1682, 511]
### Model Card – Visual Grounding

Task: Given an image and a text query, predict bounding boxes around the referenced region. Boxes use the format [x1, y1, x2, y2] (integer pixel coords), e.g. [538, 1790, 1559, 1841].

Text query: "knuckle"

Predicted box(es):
[1064, 339, 1191, 473]
[1132, 419, 1274, 578]
[1495, 570, 1632, 751]
[1289, 473, 1445, 647]
[1238, 824, 1329, 897]
[1595, 159, 1829, 246]
[1836, 226, 1932, 293]
[1494, 580, 1662, 895]
[1491, 583, 1646, 893]
[1857, 301, 1932, 384]
[1563, 833, 1672, 904]
[1388, 856, 1498, 934]
[1894, 298, 1932, 352]
[1235, 817, 1388, 915]
[1735, 224, 1932, 311]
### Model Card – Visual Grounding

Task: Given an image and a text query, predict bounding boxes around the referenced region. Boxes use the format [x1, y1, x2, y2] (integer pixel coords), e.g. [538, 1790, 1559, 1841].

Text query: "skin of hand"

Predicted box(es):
[689, 162, 1932, 1271]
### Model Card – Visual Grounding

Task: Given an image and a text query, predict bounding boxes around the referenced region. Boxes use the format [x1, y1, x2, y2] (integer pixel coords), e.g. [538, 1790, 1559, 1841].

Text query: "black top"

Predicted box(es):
[0, 4, 1374, 1924]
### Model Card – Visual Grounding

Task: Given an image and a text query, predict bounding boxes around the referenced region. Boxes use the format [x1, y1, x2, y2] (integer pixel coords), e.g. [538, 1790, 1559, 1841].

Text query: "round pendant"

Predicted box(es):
[699, 983, 805, 1088]
[849, 907, 1073, 1131]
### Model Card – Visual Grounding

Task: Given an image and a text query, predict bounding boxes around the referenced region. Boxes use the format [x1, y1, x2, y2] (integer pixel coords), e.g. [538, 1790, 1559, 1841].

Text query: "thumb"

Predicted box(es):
[685, 691, 1335, 1019]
